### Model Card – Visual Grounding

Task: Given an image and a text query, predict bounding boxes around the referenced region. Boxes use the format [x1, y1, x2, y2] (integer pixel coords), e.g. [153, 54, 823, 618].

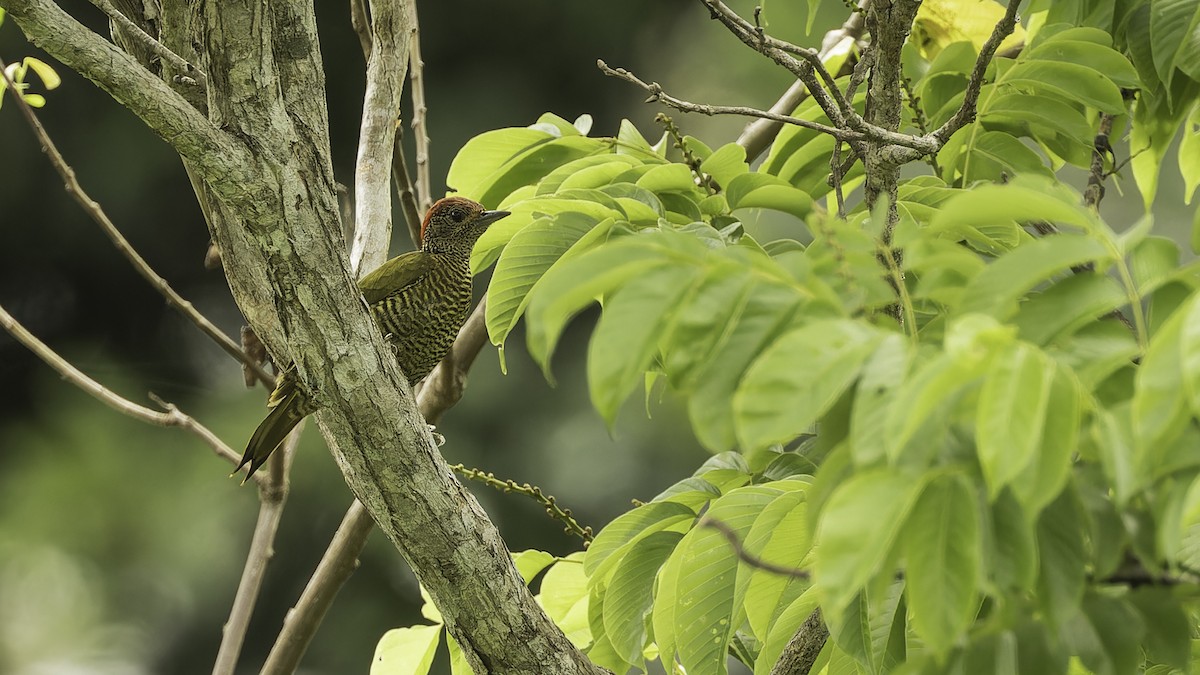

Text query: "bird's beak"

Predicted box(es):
[478, 209, 510, 227]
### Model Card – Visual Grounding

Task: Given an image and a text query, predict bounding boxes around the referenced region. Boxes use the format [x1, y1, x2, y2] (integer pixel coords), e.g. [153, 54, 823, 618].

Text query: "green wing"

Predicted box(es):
[357, 250, 435, 305]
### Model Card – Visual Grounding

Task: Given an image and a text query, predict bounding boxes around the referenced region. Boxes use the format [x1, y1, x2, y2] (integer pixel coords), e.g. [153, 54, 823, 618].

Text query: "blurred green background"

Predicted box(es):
[0, 1, 1192, 673]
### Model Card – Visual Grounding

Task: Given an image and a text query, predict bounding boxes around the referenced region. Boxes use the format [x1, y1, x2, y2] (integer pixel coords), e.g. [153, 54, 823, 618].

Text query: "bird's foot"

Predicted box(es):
[428, 424, 446, 447]
[383, 332, 402, 357]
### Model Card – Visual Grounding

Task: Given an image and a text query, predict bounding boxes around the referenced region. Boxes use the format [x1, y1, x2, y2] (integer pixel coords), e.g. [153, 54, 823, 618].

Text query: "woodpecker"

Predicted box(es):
[235, 196, 509, 482]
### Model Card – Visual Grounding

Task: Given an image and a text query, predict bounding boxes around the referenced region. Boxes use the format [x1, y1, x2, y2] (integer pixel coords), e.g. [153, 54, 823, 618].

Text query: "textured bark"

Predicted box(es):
[1, 0, 602, 671]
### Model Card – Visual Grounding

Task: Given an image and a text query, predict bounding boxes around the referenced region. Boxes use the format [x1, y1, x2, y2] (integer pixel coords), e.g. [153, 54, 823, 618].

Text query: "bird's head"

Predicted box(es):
[420, 196, 510, 255]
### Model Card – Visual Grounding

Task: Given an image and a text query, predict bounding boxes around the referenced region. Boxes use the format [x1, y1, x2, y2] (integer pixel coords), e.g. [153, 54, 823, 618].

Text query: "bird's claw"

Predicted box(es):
[428, 424, 446, 447]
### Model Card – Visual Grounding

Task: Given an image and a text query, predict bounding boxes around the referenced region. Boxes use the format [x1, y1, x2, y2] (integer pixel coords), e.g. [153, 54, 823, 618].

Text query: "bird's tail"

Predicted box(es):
[234, 384, 307, 484]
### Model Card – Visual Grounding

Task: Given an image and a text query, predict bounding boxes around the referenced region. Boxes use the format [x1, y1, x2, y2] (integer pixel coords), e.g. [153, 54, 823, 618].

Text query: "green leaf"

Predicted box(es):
[20, 56, 60, 90]
[814, 468, 929, 615]
[585, 501, 696, 581]
[849, 334, 914, 467]
[1002, 59, 1126, 113]
[904, 472, 981, 655]
[930, 179, 1097, 237]
[447, 129, 603, 207]
[986, 489, 1037, 592]
[1025, 38, 1140, 88]
[603, 531, 682, 664]
[1130, 236, 1182, 295]
[725, 173, 814, 220]
[662, 265, 755, 388]
[734, 320, 881, 450]
[699, 143, 749, 188]
[976, 343, 1056, 497]
[538, 553, 591, 648]
[1013, 272, 1128, 345]
[884, 351, 982, 465]
[637, 163, 699, 194]
[1150, 0, 1200, 86]
[524, 237, 677, 379]
[1181, 103, 1200, 204]
[657, 486, 782, 675]
[1009, 365, 1080, 515]
[588, 265, 699, 424]
[738, 488, 813, 641]
[1126, 588, 1191, 670]
[1067, 593, 1144, 675]
[1036, 489, 1086, 628]
[486, 213, 609, 347]
[512, 549, 556, 584]
[945, 129, 1055, 184]
[371, 625, 442, 675]
[1133, 291, 1194, 456]
[957, 235, 1112, 319]
[687, 284, 805, 452]
[471, 196, 624, 272]
[827, 579, 907, 674]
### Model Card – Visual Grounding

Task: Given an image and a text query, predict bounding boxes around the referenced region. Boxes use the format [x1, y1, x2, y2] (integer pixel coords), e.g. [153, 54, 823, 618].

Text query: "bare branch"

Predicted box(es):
[700, 517, 810, 578]
[260, 499, 374, 675]
[349, 0, 372, 59]
[90, 0, 207, 88]
[392, 127, 425, 247]
[405, 0, 433, 215]
[0, 58, 274, 389]
[212, 425, 301, 675]
[349, 0, 411, 273]
[598, 60, 866, 144]
[1085, 112, 1119, 209]
[0, 301, 256, 481]
[737, 0, 871, 159]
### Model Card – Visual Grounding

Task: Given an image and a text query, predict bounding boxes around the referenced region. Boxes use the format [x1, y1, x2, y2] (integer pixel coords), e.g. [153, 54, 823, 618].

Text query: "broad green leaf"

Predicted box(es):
[662, 265, 755, 388]
[957, 235, 1112, 319]
[1025, 38, 1139, 88]
[904, 472, 981, 655]
[699, 143, 749, 188]
[1130, 236, 1182, 295]
[1013, 273, 1127, 345]
[738, 489, 812, 641]
[555, 157, 646, 194]
[1127, 588, 1191, 670]
[734, 320, 882, 450]
[976, 343, 1056, 497]
[589, 265, 699, 424]
[912, 0, 1026, 59]
[1091, 407, 1139, 507]
[371, 625, 442, 675]
[602, 531, 682, 664]
[884, 351, 982, 465]
[1009, 365, 1081, 514]
[1150, 0, 1200, 86]
[946, 128, 1055, 184]
[486, 213, 607, 347]
[814, 468, 928, 614]
[827, 579, 907, 674]
[1133, 291, 1194, 456]
[688, 284, 805, 452]
[658, 486, 781, 675]
[471, 196, 624, 272]
[1067, 593, 1144, 675]
[1036, 489, 1086, 628]
[1180, 291, 1200, 419]
[1131, 87, 1192, 209]
[512, 549, 556, 584]
[929, 180, 1096, 237]
[1002, 59, 1126, 113]
[849, 334, 914, 467]
[1181, 103, 1200, 204]
[637, 163, 699, 194]
[585, 501, 696, 580]
[726, 173, 814, 220]
[447, 635, 470, 675]
[524, 237, 677, 378]
[538, 553, 591, 648]
[588, 580, 635, 673]
[986, 489, 1037, 592]
[448, 130, 603, 207]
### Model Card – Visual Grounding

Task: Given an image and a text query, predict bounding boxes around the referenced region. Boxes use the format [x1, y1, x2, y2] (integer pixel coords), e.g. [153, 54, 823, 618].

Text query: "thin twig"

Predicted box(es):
[1085, 112, 1118, 209]
[737, 0, 871, 159]
[392, 125, 424, 246]
[452, 463, 594, 543]
[0, 301, 258, 482]
[89, 0, 207, 89]
[657, 112, 719, 194]
[349, 0, 372, 58]
[0, 58, 273, 389]
[212, 425, 301, 675]
[700, 517, 809, 578]
[404, 0, 432, 215]
[598, 60, 867, 144]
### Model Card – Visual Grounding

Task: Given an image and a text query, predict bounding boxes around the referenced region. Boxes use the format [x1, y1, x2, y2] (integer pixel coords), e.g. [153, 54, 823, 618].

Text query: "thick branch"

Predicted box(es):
[91, 0, 207, 89]
[405, 0, 433, 214]
[769, 609, 828, 675]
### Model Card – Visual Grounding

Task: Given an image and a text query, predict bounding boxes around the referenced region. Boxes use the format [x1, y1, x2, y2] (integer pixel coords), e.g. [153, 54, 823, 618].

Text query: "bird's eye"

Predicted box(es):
[450, 209, 466, 223]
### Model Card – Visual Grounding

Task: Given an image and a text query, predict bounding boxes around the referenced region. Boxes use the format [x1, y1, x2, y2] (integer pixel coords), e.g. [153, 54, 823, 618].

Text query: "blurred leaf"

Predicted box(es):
[957, 235, 1112, 319]
[849, 334, 914, 467]
[1149, 0, 1200, 87]
[1036, 489, 1086, 628]
[976, 343, 1056, 497]
[726, 173, 814, 220]
[1180, 103, 1200, 204]
[1126, 588, 1190, 670]
[987, 489, 1037, 592]
[913, 0, 1026, 59]
[904, 471, 981, 655]
[1133, 290, 1195, 456]
[734, 320, 881, 450]
[815, 468, 928, 615]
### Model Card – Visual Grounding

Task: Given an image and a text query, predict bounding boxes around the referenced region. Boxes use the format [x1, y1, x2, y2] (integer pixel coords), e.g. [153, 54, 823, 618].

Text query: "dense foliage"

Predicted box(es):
[376, 0, 1200, 673]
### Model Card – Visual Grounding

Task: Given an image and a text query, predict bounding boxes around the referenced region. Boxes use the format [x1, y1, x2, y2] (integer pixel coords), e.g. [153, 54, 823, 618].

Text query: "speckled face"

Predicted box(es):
[420, 197, 509, 254]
